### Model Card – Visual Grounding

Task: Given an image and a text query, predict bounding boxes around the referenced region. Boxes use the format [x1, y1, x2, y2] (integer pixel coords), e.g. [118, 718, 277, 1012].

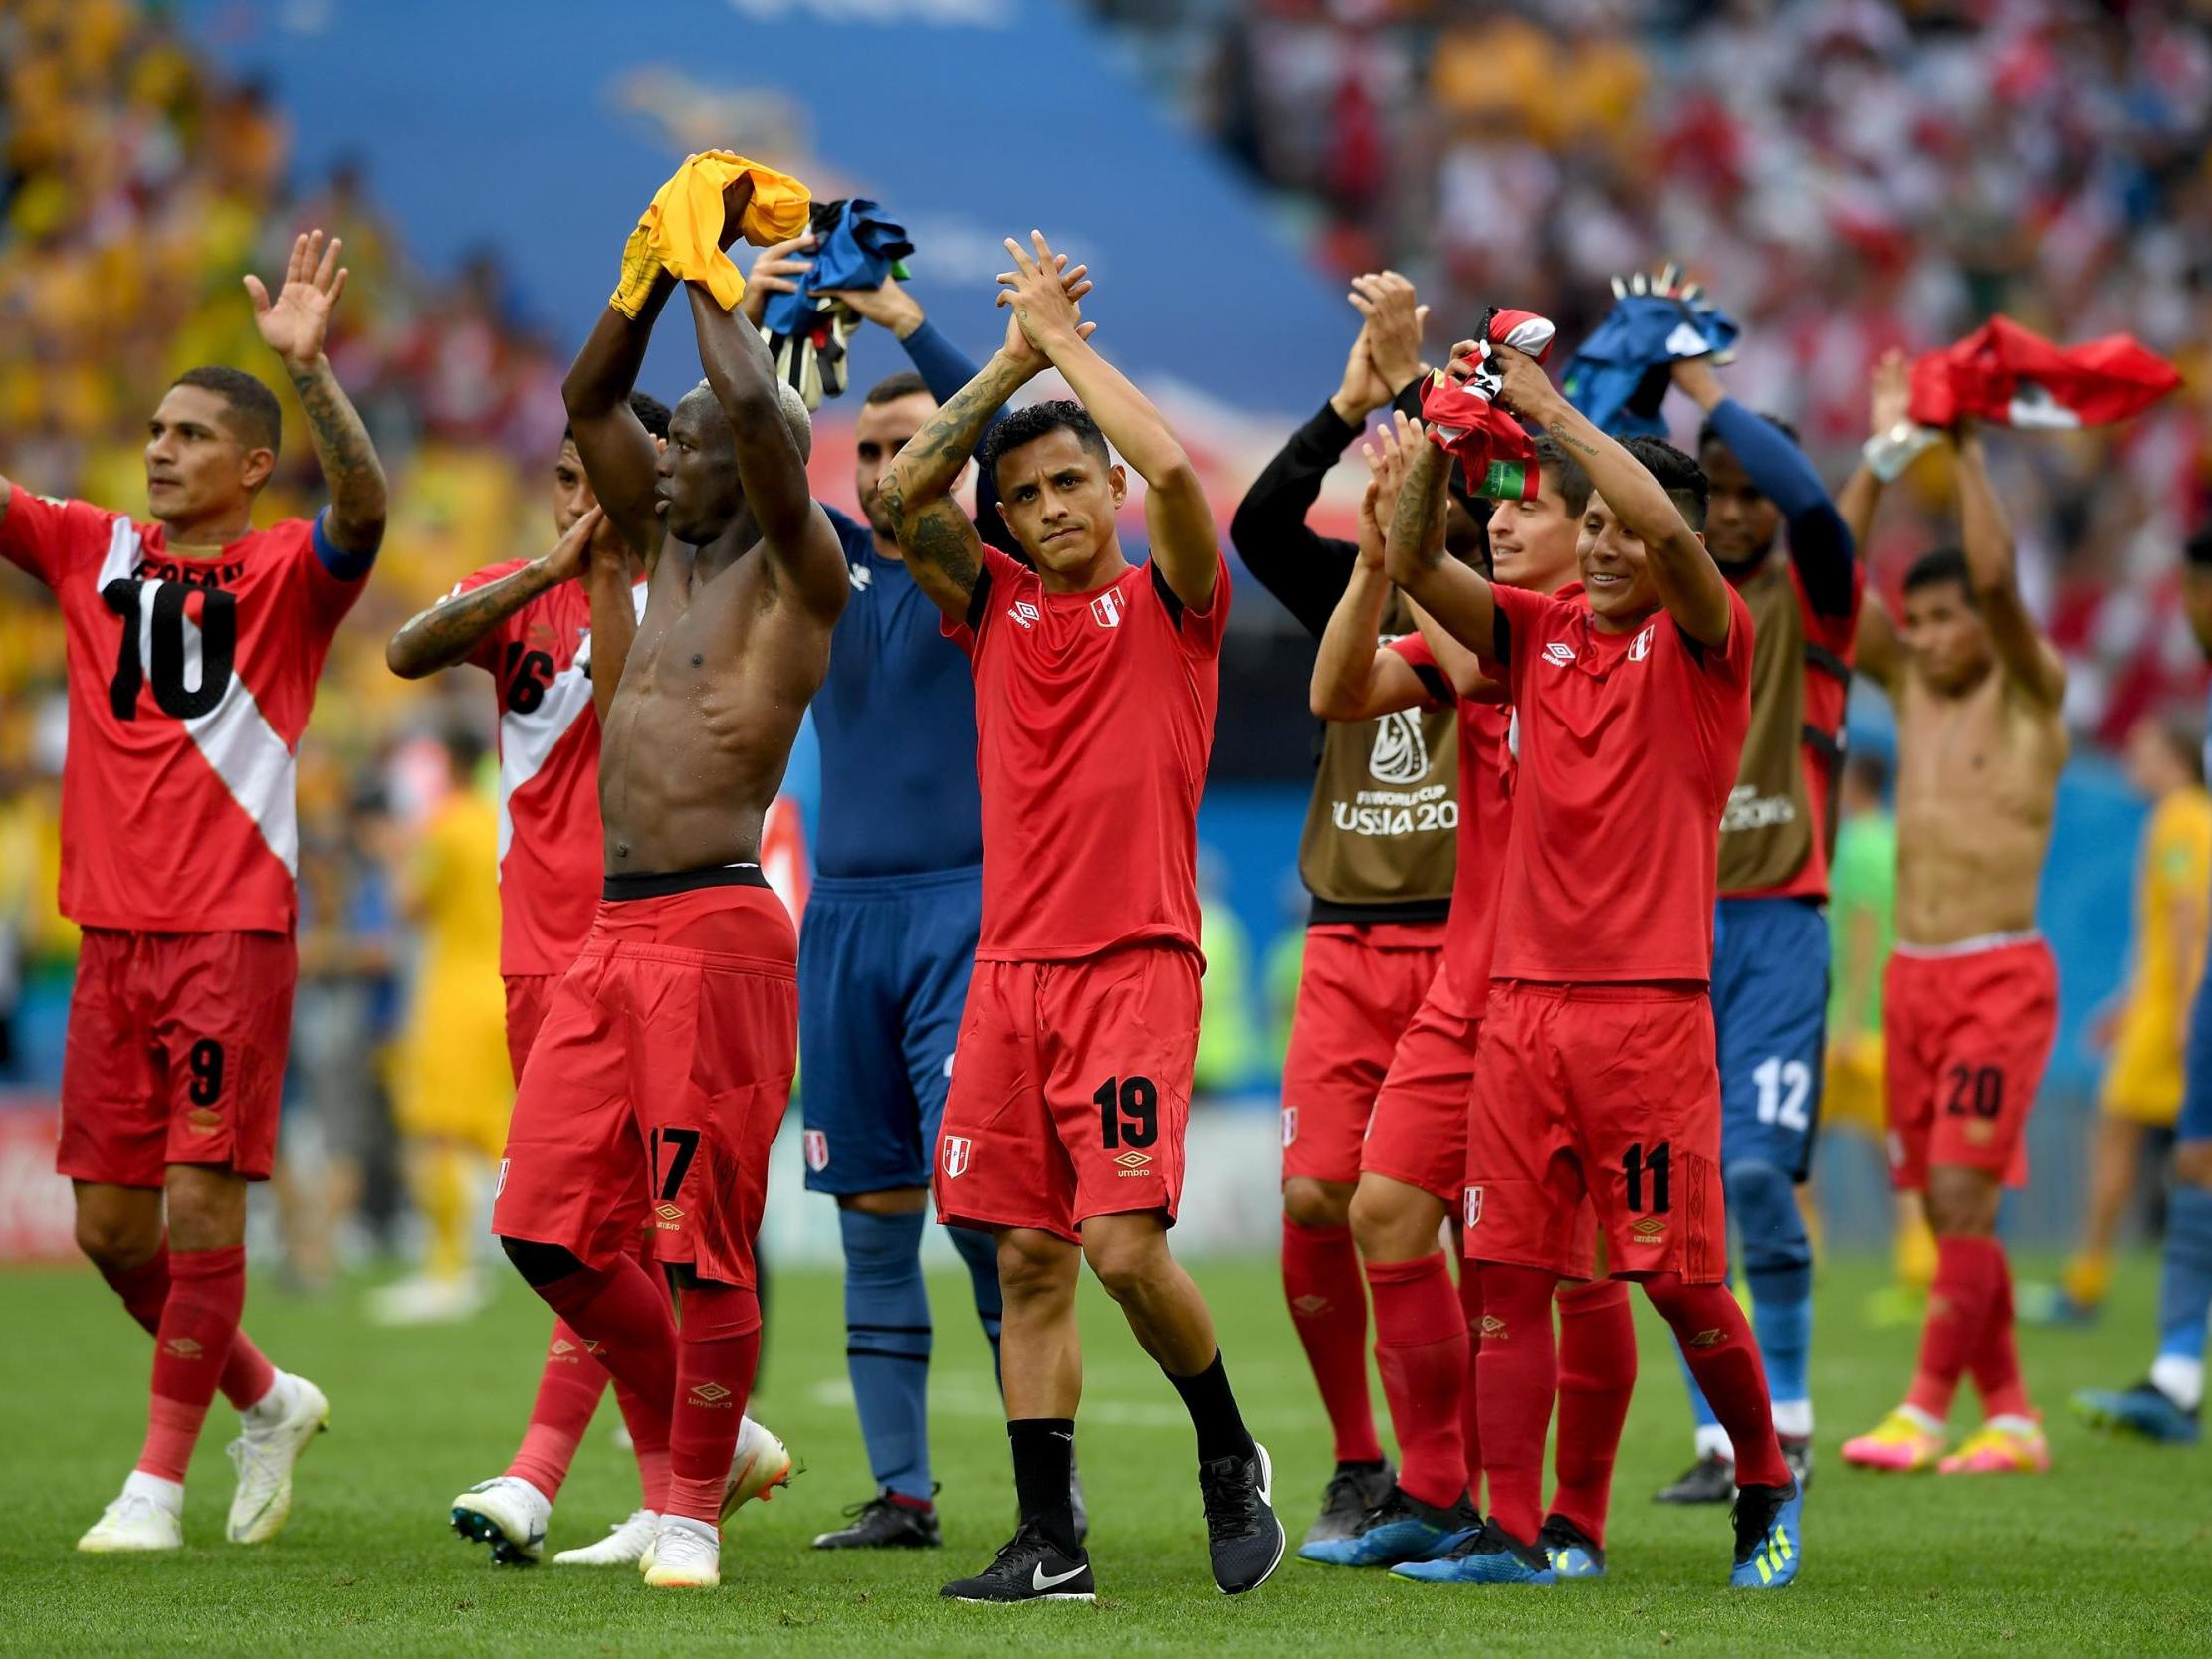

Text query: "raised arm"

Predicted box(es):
[583, 517, 640, 726]
[999, 232, 1218, 612]
[562, 263, 675, 569]
[1492, 345, 1730, 645]
[1855, 593, 1904, 697]
[1671, 356, 1854, 615]
[1954, 427, 2065, 708]
[1836, 348, 1912, 558]
[685, 283, 846, 617]
[246, 230, 386, 560]
[387, 509, 605, 679]
[1311, 449, 1433, 721]
[1383, 418, 1499, 660]
[880, 351, 1041, 620]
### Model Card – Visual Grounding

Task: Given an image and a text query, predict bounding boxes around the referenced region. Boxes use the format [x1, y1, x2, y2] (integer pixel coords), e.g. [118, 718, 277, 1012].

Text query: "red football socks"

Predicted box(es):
[1366, 1252, 1469, 1510]
[663, 1282, 763, 1528]
[1550, 1277, 1637, 1545]
[504, 1319, 605, 1502]
[1967, 1240, 2031, 1420]
[1455, 1260, 1483, 1504]
[534, 1254, 679, 1462]
[101, 1239, 277, 1411]
[1283, 1218, 1383, 1465]
[1906, 1234, 2005, 1422]
[615, 1375, 674, 1512]
[1474, 1262, 1558, 1543]
[135, 1244, 247, 1482]
[1643, 1272, 1790, 1489]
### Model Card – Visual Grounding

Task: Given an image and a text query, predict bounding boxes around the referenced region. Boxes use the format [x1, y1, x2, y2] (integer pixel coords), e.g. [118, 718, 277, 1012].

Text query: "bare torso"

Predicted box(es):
[598, 538, 833, 874]
[1892, 665, 2067, 946]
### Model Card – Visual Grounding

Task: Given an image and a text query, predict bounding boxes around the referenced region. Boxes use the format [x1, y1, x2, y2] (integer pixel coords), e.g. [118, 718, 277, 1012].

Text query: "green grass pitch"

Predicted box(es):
[0, 1254, 2206, 1657]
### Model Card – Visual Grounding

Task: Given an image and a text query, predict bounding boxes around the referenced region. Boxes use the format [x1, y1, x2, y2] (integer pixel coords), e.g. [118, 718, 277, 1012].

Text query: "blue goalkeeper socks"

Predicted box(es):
[838, 1206, 933, 1502]
[2154, 1183, 2212, 1378]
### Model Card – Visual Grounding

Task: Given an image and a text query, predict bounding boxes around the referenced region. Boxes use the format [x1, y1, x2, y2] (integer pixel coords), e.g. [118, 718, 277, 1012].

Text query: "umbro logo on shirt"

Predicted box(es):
[1090, 590, 1124, 628]
[1007, 600, 1041, 631]
[1543, 642, 1576, 666]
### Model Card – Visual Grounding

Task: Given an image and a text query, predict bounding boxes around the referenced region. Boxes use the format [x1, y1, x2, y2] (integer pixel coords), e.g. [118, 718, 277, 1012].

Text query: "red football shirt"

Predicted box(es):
[1387, 631, 1512, 1017]
[1489, 582, 1754, 984]
[945, 544, 1228, 961]
[0, 492, 366, 933]
[447, 560, 645, 977]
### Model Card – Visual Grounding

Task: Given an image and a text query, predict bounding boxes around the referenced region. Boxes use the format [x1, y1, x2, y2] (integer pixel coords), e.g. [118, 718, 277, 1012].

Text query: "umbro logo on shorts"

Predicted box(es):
[1007, 600, 1041, 630]
[803, 1129, 829, 1172]
[1280, 1107, 1298, 1148]
[1113, 1151, 1152, 1176]
[1631, 1216, 1667, 1241]
[1464, 1186, 1483, 1228]
[942, 1136, 973, 1178]
[654, 1202, 684, 1227]
[1090, 590, 1124, 628]
[1543, 642, 1576, 666]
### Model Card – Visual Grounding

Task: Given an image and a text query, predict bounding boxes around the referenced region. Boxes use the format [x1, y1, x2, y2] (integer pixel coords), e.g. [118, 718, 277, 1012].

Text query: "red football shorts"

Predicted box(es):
[492, 872, 796, 1290]
[1359, 971, 1477, 1208]
[1883, 933, 2057, 1190]
[1465, 980, 1724, 1284]
[502, 972, 562, 1086]
[59, 928, 296, 1188]
[934, 944, 1200, 1243]
[1281, 923, 1444, 1187]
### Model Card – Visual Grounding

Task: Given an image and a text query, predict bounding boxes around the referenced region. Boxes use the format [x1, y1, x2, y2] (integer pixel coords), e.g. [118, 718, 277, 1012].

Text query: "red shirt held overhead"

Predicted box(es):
[1386, 629, 1513, 1016]
[1488, 581, 1754, 984]
[945, 542, 1228, 961]
[0, 492, 366, 933]
[447, 559, 643, 977]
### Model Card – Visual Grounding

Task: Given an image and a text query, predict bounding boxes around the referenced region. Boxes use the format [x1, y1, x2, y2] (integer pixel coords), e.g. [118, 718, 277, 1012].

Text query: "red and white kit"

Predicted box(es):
[1356, 630, 1515, 1207]
[446, 559, 645, 1077]
[1467, 582, 1753, 1281]
[2, 494, 366, 1184]
[932, 545, 1228, 1242]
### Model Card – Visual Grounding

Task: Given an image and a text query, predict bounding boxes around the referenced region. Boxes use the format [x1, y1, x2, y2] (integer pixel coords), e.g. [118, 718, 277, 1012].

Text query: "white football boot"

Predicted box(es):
[553, 1508, 659, 1566]
[78, 1488, 183, 1554]
[226, 1372, 331, 1544]
[638, 1415, 792, 1574]
[450, 1475, 551, 1565]
[641, 1516, 721, 1588]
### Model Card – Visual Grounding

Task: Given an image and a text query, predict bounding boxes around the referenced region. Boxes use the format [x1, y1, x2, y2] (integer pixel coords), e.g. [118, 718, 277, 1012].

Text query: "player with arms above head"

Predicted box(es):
[1, 231, 384, 1554]
[1837, 351, 2067, 1478]
[879, 233, 1282, 1604]
[1654, 334, 1859, 1504]
[386, 397, 790, 1569]
[489, 172, 845, 1591]
[734, 243, 1059, 1551]
[1299, 412, 1637, 1580]
[1384, 341, 1802, 1590]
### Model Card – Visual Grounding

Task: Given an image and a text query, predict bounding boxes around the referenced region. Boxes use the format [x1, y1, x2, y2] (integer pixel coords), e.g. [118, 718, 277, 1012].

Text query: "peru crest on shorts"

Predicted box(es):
[1464, 1186, 1483, 1229]
[942, 1136, 973, 1178]
[803, 1130, 829, 1173]
[1280, 1106, 1298, 1148]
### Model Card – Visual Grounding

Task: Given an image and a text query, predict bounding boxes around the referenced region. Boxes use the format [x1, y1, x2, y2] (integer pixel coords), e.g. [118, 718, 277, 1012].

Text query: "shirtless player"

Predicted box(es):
[490, 174, 846, 1589]
[1838, 351, 2067, 1477]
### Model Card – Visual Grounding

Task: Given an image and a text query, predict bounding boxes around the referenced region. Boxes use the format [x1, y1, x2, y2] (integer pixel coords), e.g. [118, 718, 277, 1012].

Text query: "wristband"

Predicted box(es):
[1861, 421, 1939, 484]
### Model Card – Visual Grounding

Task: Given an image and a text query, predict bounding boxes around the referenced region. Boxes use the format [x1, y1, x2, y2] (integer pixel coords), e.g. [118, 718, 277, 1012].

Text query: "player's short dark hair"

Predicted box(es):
[865, 371, 931, 407]
[1902, 546, 1975, 604]
[2147, 707, 2207, 785]
[1533, 434, 1594, 518]
[980, 400, 1111, 487]
[443, 726, 487, 780]
[172, 366, 281, 453]
[1696, 410, 1800, 457]
[1846, 751, 1891, 798]
[1619, 436, 1708, 533]
[563, 391, 670, 447]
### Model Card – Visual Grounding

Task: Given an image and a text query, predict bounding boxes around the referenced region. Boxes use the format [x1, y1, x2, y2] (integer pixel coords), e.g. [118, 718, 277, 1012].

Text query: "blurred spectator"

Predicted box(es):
[1092, 0, 2212, 740]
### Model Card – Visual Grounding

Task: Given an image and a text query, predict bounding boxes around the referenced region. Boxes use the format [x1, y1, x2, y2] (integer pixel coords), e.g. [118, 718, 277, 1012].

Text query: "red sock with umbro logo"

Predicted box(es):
[135, 1244, 247, 1482]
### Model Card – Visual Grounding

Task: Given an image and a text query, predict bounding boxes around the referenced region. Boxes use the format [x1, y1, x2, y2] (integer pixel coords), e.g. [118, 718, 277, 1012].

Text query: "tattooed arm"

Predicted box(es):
[246, 229, 387, 558]
[1383, 427, 1499, 661]
[387, 509, 604, 679]
[879, 349, 1042, 621]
